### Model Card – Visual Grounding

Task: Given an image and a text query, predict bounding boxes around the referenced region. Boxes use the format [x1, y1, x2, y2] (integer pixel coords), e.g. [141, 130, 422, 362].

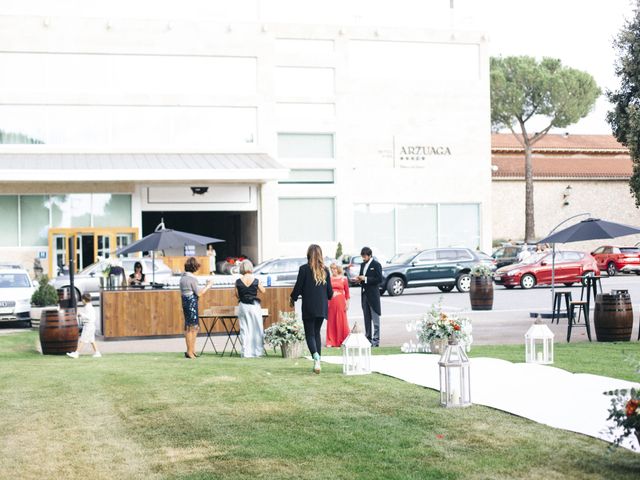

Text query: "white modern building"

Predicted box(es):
[0, 1, 491, 275]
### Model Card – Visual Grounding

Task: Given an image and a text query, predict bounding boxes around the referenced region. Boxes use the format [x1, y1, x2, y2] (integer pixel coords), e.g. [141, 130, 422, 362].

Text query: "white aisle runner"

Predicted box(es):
[322, 354, 640, 451]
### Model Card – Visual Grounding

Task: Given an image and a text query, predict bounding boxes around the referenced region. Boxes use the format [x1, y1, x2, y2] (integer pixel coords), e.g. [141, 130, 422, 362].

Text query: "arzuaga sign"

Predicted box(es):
[395, 143, 452, 168]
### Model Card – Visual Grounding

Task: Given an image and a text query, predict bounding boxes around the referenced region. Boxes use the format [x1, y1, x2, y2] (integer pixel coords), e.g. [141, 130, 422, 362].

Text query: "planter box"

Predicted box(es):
[280, 342, 303, 358]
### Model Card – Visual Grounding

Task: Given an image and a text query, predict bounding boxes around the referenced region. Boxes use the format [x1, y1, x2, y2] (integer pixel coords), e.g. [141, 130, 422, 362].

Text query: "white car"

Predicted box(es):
[52, 258, 173, 301]
[0, 266, 35, 327]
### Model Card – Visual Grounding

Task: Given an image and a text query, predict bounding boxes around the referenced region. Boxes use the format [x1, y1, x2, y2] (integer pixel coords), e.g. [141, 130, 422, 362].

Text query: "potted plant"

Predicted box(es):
[416, 300, 472, 354]
[30, 275, 59, 328]
[469, 263, 494, 310]
[264, 311, 306, 358]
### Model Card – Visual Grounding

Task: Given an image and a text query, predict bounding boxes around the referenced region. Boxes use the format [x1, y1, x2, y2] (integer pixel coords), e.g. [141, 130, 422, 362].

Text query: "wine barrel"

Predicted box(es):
[469, 276, 493, 310]
[594, 293, 633, 342]
[39, 308, 79, 355]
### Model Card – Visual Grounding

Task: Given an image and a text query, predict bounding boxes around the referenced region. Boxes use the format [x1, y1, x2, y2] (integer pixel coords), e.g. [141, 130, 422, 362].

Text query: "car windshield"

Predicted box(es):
[620, 247, 640, 253]
[520, 253, 547, 265]
[0, 273, 31, 288]
[476, 252, 492, 260]
[392, 252, 418, 264]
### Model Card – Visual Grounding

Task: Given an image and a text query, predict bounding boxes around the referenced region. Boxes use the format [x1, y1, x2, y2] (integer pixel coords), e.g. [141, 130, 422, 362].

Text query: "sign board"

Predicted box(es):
[394, 137, 452, 168]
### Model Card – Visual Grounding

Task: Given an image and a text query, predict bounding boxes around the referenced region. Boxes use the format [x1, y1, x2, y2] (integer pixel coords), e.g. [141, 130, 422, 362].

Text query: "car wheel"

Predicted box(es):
[386, 277, 405, 296]
[520, 273, 536, 289]
[504, 285, 515, 290]
[20, 320, 32, 328]
[455, 273, 471, 293]
[607, 262, 617, 277]
[563, 283, 574, 287]
[437, 285, 455, 293]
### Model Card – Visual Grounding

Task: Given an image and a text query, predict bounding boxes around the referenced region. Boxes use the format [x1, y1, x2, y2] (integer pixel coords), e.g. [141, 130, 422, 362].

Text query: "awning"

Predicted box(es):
[0, 152, 288, 182]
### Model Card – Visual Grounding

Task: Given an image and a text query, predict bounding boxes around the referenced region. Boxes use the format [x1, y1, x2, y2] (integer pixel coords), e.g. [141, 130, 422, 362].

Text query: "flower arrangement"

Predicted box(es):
[263, 311, 306, 348]
[604, 356, 640, 450]
[470, 263, 494, 277]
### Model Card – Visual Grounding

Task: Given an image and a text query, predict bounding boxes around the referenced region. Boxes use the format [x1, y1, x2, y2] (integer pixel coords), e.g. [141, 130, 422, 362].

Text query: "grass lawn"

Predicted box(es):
[1, 331, 639, 480]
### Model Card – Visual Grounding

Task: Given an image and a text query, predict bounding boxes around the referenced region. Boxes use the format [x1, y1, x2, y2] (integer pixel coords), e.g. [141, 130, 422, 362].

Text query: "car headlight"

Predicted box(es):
[506, 270, 519, 276]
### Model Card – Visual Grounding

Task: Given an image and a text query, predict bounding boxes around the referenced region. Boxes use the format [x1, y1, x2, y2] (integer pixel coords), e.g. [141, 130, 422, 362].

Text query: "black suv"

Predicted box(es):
[381, 248, 495, 296]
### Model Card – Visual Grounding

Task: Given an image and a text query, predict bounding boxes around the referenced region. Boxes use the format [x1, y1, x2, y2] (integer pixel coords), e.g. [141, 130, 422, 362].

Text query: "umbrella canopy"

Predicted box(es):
[538, 218, 640, 244]
[116, 228, 224, 256]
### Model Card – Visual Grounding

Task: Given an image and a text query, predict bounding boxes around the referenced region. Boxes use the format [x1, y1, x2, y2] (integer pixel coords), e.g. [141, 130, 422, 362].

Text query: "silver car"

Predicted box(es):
[0, 266, 35, 327]
[52, 258, 173, 301]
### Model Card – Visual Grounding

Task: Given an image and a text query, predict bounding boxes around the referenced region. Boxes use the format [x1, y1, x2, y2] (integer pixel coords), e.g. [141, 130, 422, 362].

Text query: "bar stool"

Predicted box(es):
[552, 291, 572, 324]
[579, 275, 603, 309]
[567, 300, 592, 342]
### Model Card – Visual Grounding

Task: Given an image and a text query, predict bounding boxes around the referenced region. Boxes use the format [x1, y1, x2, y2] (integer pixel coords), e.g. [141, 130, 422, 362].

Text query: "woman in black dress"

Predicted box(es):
[290, 244, 333, 374]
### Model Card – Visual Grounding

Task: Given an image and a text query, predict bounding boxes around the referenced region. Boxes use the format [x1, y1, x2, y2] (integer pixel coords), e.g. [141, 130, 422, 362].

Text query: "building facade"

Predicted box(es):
[0, 1, 491, 275]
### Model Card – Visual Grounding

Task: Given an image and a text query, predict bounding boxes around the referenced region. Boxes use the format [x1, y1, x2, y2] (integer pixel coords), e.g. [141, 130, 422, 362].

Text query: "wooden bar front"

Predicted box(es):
[101, 286, 293, 339]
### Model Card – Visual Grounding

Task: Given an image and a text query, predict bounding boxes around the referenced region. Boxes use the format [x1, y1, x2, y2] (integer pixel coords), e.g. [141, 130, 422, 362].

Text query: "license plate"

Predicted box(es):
[0, 307, 13, 314]
[494, 276, 501, 281]
[0, 300, 14, 307]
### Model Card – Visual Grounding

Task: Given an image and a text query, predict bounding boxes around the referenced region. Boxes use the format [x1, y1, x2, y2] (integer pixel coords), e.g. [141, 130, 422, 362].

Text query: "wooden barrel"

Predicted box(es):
[594, 293, 633, 342]
[469, 276, 493, 310]
[39, 308, 79, 355]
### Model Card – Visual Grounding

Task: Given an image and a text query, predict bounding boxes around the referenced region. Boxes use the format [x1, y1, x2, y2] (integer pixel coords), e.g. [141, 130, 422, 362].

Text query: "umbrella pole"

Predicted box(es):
[152, 250, 156, 286]
[550, 243, 556, 308]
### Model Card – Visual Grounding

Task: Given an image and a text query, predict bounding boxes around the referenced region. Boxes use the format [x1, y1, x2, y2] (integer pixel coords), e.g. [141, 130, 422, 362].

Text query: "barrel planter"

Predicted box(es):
[594, 293, 633, 342]
[469, 276, 494, 310]
[39, 308, 79, 355]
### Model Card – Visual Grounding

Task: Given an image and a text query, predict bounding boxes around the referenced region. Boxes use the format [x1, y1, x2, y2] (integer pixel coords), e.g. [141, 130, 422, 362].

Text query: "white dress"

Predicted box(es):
[79, 303, 96, 343]
[236, 278, 264, 358]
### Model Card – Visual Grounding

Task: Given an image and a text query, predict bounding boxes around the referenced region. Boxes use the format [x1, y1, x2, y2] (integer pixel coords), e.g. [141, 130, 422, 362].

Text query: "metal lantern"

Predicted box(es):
[438, 338, 471, 408]
[524, 316, 554, 365]
[341, 321, 371, 375]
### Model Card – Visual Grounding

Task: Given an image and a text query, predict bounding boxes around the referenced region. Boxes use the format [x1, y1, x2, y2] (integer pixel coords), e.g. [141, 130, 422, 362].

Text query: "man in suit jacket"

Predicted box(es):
[356, 246, 382, 347]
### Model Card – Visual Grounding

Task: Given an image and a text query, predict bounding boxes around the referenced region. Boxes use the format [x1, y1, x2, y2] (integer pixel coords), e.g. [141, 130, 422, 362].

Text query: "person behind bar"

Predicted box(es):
[180, 257, 213, 359]
[235, 259, 266, 358]
[290, 244, 333, 374]
[128, 261, 146, 287]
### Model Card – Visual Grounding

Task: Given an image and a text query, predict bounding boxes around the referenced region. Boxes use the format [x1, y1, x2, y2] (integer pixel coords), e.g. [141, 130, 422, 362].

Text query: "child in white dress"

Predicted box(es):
[67, 293, 101, 358]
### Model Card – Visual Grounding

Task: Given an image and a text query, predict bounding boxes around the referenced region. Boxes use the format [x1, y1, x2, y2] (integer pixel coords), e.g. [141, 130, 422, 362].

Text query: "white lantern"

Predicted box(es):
[341, 321, 371, 375]
[524, 316, 554, 364]
[438, 338, 471, 408]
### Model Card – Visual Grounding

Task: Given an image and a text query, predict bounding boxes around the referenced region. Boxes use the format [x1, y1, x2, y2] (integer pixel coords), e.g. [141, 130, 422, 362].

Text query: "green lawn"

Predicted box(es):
[1, 331, 639, 480]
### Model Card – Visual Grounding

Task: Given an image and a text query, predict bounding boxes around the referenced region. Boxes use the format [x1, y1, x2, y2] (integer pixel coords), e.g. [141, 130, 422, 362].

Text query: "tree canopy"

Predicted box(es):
[607, 1, 640, 206]
[491, 56, 600, 241]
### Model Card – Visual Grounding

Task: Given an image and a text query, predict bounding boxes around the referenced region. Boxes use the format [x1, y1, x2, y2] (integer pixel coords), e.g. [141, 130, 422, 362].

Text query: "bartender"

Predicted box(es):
[129, 261, 146, 286]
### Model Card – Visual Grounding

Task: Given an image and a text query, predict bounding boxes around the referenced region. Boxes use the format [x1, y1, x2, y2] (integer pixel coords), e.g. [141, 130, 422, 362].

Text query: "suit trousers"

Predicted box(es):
[361, 294, 380, 346]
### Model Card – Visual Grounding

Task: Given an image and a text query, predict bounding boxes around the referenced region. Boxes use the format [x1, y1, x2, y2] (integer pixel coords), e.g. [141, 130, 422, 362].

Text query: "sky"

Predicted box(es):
[480, 0, 636, 134]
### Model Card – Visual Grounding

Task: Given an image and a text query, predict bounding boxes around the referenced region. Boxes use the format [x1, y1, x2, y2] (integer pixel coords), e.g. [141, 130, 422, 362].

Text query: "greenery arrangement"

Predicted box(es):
[263, 311, 305, 348]
[470, 263, 494, 277]
[414, 300, 472, 349]
[30, 275, 58, 307]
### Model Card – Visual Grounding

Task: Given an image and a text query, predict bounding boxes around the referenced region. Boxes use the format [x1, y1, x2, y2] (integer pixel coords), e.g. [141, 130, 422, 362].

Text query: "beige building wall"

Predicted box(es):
[493, 179, 640, 252]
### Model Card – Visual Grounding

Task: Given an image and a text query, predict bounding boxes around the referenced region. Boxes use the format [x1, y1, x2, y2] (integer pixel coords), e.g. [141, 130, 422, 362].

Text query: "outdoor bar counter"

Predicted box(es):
[101, 286, 294, 339]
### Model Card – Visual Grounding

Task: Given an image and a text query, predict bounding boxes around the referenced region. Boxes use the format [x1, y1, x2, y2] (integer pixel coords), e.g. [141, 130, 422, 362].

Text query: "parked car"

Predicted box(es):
[591, 245, 640, 276]
[493, 251, 599, 289]
[254, 256, 336, 285]
[0, 265, 35, 327]
[380, 248, 495, 296]
[52, 258, 173, 300]
[491, 244, 537, 269]
[343, 255, 386, 286]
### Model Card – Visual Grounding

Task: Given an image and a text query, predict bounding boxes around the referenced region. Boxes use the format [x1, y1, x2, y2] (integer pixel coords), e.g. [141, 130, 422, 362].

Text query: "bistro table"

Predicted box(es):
[199, 306, 269, 356]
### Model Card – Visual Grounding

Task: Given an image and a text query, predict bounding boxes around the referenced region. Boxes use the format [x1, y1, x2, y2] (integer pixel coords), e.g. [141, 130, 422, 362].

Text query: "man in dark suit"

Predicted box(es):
[356, 246, 382, 347]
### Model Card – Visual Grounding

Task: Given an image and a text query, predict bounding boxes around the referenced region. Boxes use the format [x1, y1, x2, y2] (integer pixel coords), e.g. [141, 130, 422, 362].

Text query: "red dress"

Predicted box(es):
[326, 276, 350, 347]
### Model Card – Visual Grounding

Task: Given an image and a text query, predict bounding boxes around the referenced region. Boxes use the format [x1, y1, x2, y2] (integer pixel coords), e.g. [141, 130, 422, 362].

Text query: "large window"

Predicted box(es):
[354, 203, 480, 259]
[279, 169, 334, 184]
[0, 194, 132, 247]
[277, 133, 334, 159]
[279, 198, 335, 242]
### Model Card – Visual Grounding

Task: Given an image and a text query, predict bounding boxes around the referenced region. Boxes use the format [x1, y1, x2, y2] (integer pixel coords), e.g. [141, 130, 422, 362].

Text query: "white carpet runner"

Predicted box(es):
[322, 354, 640, 451]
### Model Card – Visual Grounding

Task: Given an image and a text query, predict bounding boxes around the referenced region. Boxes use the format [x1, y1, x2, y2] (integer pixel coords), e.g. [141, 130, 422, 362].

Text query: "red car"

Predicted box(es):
[493, 250, 599, 289]
[591, 246, 640, 276]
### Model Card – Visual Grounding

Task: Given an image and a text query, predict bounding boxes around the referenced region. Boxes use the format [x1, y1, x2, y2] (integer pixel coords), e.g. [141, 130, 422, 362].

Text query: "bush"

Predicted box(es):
[264, 311, 305, 348]
[31, 275, 59, 307]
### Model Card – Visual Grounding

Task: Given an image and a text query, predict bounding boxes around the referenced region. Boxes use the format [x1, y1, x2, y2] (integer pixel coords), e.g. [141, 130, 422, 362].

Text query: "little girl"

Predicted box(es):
[67, 293, 101, 358]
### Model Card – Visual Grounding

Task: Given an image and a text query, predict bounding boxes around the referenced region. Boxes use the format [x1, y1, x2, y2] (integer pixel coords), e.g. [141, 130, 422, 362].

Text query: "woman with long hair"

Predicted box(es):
[326, 262, 350, 347]
[290, 244, 333, 373]
[180, 257, 213, 359]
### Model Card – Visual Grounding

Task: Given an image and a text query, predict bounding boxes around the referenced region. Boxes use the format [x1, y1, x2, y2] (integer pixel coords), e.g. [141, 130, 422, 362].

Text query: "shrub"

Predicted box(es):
[31, 275, 59, 307]
[264, 311, 305, 348]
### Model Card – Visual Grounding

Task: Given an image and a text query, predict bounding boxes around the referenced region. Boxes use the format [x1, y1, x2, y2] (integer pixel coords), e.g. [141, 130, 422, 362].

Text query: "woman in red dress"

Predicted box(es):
[326, 262, 351, 347]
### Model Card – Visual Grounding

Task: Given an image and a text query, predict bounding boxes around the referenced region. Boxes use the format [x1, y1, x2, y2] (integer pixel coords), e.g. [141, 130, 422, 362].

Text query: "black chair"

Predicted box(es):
[567, 300, 591, 342]
[552, 291, 572, 324]
[579, 275, 603, 310]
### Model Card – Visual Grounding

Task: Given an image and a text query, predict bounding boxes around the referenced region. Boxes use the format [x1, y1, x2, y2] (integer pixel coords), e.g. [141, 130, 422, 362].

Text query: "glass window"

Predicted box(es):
[278, 133, 334, 159]
[354, 204, 395, 260]
[279, 169, 334, 184]
[0, 196, 18, 247]
[279, 198, 335, 242]
[416, 250, 436, 262]
[397, 204, 437, 252]
[20, 195, 49, 246]
[50, 194, 91, 227]
[437, 250, 457, 261]
[455, 249, 474, 260]
[92, 195, 132, 227]
[592, 247, 605, 254]
[438, 204, 480, 249]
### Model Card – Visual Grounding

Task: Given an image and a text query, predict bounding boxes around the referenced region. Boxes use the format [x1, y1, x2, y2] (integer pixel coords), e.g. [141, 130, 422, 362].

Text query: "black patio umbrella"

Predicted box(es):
[115, 223, 224, 285]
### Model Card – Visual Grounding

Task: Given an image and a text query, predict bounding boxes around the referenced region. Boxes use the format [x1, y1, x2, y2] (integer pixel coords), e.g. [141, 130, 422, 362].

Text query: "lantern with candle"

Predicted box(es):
[524, 316, 554, 365]
[438, 337, 471, 408]
[341, 321, 371, 375]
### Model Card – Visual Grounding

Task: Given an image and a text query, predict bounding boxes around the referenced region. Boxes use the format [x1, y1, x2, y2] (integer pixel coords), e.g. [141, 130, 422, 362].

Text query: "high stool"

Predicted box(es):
[579, 275, 603, 309]
[567, 300, 592, 342]
[552, 291, 572, 324]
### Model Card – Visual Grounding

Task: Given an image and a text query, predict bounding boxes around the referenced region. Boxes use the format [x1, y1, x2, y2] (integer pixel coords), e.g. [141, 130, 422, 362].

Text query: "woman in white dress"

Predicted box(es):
[235, 260, 266, 357]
